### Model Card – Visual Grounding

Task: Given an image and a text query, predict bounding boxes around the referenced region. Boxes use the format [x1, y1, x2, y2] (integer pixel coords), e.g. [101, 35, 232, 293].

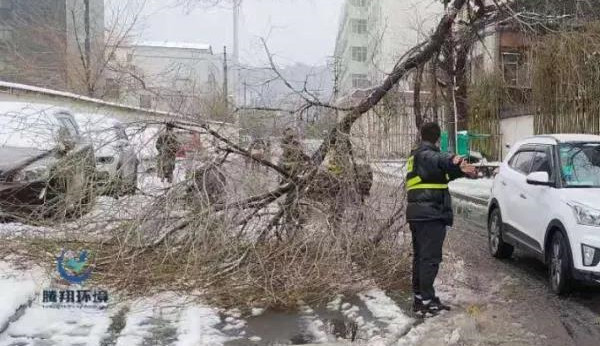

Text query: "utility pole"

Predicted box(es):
[84, 0, 92, 95]
[232, 0, 241, 105]
[223, 46, 228, 107]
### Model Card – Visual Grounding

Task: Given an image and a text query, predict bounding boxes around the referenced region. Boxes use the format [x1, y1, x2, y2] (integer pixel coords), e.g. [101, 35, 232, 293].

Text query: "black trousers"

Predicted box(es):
[410, 221, 447, 301]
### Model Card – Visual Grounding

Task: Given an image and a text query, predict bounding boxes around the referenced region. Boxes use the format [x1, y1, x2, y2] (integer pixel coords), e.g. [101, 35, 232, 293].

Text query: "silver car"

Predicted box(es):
[75, 114, 139, 196]
[0, 103, 96, 219]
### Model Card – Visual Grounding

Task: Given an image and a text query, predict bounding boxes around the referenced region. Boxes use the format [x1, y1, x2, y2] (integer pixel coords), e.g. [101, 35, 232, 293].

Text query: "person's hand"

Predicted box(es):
[460, 160, 478, 178]
[452, 155, 464, 166]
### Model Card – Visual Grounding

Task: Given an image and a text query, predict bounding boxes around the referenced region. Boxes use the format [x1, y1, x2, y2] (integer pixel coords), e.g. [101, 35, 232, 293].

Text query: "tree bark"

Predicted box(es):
[414, 64, 424, 131]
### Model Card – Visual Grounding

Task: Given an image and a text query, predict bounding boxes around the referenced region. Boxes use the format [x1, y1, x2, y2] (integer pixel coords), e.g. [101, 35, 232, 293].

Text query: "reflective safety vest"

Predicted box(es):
[406, 155, 449, 191]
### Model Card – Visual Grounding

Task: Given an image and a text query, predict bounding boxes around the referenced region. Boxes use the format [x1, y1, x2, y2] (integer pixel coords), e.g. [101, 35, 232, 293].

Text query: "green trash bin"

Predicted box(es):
[457, 131, 469, 157]
[441, 131, 449, 152]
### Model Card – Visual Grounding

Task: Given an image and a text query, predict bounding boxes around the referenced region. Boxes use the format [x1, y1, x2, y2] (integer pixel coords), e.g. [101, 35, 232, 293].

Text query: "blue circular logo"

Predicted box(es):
[57, 250, 92, 284]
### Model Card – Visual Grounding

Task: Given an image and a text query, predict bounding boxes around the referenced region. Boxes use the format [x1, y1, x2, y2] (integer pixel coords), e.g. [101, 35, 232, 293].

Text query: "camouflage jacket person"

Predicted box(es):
[155, 125, 180, 181]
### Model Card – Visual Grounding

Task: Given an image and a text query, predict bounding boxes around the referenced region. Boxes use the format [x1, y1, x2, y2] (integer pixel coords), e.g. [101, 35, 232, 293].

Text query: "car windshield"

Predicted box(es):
[76, 115, 125, 150]
[559, 142, 600, 188]
[0, 109, 57, 150]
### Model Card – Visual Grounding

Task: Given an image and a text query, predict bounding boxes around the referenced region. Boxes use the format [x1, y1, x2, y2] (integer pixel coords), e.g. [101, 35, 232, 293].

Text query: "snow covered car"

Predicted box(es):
[488, 134, 600, 294]
[74, 114, 138, 196]
[0, 103, 96, 219]
[126, 125, 161, 174]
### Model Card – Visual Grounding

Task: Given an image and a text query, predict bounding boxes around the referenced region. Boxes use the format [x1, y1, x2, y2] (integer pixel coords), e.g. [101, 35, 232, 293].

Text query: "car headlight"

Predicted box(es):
[11, 166, 49, 183]
[569, 202, 600, 227]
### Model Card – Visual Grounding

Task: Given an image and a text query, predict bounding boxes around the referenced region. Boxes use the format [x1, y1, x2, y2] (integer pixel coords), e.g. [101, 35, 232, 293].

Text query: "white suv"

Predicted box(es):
[488, 134, 600, 294]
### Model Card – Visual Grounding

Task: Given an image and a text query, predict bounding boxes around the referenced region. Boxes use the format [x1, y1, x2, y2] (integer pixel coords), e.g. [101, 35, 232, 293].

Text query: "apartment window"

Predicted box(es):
[139, 94, 152, 109]
[502, 52, 519, 86]
[351, 0, 367, 7]
[351, 46, 367, 62]
[502, 52, 531, 88]
[351, 74, 370, 88]
[350, 19, 367, 34]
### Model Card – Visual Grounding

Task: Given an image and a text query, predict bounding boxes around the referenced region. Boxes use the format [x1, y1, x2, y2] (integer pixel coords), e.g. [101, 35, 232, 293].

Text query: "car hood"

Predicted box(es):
[0, 146, 56, 174]
[94, 144, 118, 158]
[558, 188, 600, 209]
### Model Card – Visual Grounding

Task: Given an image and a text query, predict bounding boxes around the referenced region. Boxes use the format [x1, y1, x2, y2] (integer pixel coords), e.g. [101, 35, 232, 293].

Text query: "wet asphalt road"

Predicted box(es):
[451, 213, 600, 346]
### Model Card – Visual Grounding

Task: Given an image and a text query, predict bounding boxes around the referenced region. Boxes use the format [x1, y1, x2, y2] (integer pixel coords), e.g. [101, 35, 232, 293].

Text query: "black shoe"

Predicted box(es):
[412, 297, 424, 313]
[427, 297, 451, 312]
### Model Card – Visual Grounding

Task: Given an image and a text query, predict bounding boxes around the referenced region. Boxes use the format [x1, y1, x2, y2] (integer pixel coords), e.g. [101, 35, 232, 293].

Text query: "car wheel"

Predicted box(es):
[549, 231, 572, 295]
[488, 208, 514, 259]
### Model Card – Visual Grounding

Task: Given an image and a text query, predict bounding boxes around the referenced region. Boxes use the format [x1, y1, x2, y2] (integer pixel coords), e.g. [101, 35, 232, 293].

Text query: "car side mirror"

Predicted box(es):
[526, 171, 552, 186]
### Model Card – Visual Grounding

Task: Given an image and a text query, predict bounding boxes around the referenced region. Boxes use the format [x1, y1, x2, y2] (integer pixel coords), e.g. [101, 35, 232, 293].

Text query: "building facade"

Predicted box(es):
[0, 0, 104, 93]
[106, 41, 223, 117]
[333, 0, 442, 160]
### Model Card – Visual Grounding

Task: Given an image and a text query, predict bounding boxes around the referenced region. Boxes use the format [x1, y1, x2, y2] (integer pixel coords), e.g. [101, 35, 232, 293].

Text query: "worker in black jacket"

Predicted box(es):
[406, 122, 477, 316]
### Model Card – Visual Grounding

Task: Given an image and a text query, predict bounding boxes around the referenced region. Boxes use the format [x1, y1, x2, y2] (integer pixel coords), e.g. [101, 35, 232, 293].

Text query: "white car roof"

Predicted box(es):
[0, 102, 71, 118]
[522, 134, 600, 145]
[0, 102, 74, 150]
[73, 113, 121, 129]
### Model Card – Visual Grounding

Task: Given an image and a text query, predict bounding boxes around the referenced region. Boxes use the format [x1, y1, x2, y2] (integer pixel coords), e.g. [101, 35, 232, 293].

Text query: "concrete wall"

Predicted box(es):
[0, 82, 238, 141]
[500, 115, 534, 159]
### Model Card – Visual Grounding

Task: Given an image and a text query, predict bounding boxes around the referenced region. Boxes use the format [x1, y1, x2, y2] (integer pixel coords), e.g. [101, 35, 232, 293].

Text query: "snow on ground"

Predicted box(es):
[176, 306, 231, 346]
[0, 262, 46, 335]
[0, 222, 54, 239]
[358, 289, 414, 339]
[0, 305, 112, 346]
[298, 305, 329, 344]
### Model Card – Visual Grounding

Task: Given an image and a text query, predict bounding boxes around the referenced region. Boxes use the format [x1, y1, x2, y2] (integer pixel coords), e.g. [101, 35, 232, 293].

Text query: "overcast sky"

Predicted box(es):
[136, 0, 345, 66]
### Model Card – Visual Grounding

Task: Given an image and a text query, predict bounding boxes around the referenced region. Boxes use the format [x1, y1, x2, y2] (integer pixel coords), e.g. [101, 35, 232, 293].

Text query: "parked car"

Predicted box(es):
[74, 114, 138, 196]
[0, 103, 96, 219]
[127, 125, 161, 174]
[488, 134, 600, 294]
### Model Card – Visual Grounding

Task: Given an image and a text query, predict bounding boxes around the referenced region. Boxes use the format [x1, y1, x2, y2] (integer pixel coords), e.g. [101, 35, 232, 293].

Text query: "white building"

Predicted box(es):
[107, 41, 223, 116]
[333, 0, 442, 160]
[334, 0, 440, 96]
